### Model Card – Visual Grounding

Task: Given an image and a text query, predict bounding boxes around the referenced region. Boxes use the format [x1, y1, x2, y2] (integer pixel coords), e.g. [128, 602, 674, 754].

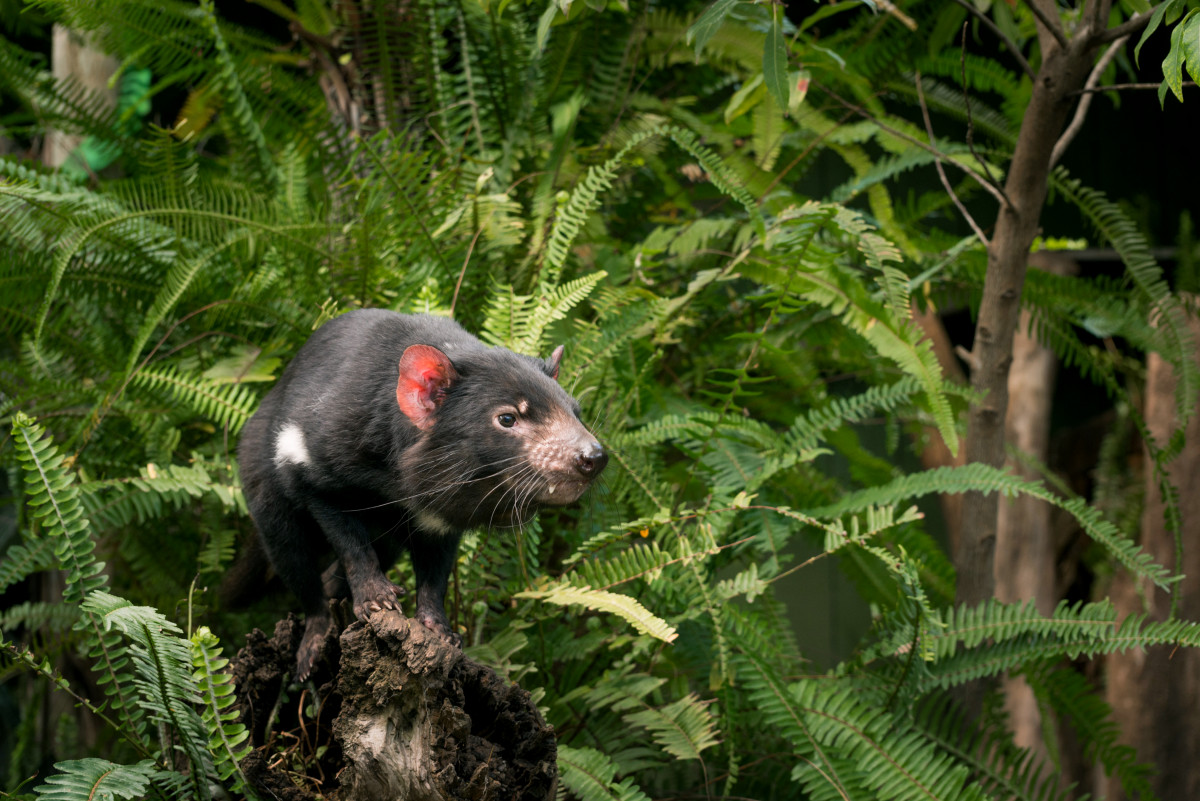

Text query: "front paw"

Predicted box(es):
[351, 576, 405, 618]
[417, 611, 463, 648]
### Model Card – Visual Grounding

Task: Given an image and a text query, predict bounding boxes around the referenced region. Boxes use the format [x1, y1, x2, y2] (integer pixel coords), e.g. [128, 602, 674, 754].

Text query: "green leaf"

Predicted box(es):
[764, 15, 790, 112]
[537, 1, 557, 50]
[1162, 11, 1189, 102]
[687, 0, 741, 57]
[1135, 0, 1183, 66]
[788, 69, 811, 115]
[724, 74, 765, 124]
[1181, 10, 1200, 83]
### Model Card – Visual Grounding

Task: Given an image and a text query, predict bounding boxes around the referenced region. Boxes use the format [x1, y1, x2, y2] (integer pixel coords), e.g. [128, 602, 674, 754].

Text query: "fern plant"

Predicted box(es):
[2, 416, 249, 800]
[2, 0, 1198, 799]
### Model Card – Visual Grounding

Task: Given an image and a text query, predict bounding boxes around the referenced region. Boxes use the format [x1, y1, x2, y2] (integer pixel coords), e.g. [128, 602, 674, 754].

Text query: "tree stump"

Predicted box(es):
[229, 609, 557, 801]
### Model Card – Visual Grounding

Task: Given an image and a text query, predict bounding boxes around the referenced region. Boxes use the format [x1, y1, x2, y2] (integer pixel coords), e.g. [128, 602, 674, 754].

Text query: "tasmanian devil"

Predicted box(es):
[235, 309, 607, 678]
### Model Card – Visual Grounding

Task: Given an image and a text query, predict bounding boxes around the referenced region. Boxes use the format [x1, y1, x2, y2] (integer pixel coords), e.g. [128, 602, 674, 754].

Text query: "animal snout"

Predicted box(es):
[574, 442, 608, 478]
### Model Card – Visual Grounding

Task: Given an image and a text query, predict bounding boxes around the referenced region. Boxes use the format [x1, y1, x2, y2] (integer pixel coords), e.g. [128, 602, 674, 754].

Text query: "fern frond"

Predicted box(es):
[557, 745, 653, 801]
[10, 413, 106, 605]
[517, 582, 678, 643]
[197, 0, 279, 188]
[82, 461, 238, 531]
[488, 270, 607, 356]
[752, 200, 957, 448]
[82, 592, 214, 799]
[735, 648, 861, 799]
[911, 693, 1074, 801]
[0, 538, 57, 595]
[809, 463, 1175, 591]
[623, 693, 721, 761]
[544, 128, 660, 279]
[191, 626, 255, 796]
[33, 758, 159, 801]
[1021, 661, 1156, 800]
[572, 541, 674, 590]
[131, 365, 257, 434]
[0, 600, 80, 636]
[1052, 170, 1198, 434]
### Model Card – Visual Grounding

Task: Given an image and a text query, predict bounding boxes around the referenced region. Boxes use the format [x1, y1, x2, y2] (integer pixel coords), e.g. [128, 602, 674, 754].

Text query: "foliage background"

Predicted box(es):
[1, 0, 1199, 799]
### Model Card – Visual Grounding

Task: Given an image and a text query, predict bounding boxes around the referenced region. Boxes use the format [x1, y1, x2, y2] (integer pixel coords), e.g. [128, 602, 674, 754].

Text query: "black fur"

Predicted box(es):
[235, 310, 605, 677]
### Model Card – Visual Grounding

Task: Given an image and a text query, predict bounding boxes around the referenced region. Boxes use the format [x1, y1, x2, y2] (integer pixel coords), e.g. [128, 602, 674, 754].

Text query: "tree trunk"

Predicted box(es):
[44, 25, 118, 170]
[231, 611, 558, 801]
[994, 253, 1076, 759]
[1104, 309, 1200, 801]
[957, 37, 1093, 611]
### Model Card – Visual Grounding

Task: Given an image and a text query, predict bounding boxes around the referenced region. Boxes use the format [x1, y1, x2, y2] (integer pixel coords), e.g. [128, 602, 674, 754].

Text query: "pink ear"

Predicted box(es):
[396, 345, 458, 430]
[546, 345, 564, 381]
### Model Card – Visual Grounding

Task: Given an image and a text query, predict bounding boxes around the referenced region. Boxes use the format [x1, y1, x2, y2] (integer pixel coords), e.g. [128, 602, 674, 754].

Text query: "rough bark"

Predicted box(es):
[957, 36, 1093, 610]
[994, 254, 1076, 759]
[1104, 310, 1200, 801]
[230, 610, 558, 801]
[952, 6, 1130, 723]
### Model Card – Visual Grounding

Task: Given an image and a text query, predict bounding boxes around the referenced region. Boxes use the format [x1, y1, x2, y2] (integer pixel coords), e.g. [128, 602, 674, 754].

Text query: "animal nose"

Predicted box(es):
[574, 442, 608, 478]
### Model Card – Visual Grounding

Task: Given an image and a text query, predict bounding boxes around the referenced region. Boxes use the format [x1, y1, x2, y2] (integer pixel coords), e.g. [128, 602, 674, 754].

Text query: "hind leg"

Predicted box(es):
[247, 492, 332, 679]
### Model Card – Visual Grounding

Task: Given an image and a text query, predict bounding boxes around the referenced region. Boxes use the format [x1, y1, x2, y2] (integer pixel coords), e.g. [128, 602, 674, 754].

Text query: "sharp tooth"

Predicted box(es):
[548, 484, 556, 494]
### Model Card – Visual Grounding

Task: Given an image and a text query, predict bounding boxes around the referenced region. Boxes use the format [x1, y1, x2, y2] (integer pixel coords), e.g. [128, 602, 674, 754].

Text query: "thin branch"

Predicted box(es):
[1050, 35, 1127, 168]
[960, 24, 1004, 193]
[450, 224, 486, 317]
[915, 72, 990, 247]
[1092, 2, 1163, 45]
[875, 0, 918, 31]
[950, 0, 1035, 80]
[1072, 80, 1197, 93]
[814, 81, 1011, 209]
[1020, 0, 1069, 49]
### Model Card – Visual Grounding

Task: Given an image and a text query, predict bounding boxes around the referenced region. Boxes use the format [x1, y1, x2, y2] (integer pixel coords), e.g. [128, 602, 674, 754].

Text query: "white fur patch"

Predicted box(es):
[274, 422, 311, 467]
[415, 510, 454, 536]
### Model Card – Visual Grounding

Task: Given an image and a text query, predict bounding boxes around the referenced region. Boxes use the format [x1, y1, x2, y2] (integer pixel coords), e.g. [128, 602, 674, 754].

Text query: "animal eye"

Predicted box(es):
[497, 413, 516, 428]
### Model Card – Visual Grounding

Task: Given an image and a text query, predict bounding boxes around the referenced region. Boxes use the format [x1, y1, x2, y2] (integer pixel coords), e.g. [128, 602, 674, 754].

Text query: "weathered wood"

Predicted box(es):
[230, 609, 557, 801]
[1105, 309, 1200, 801]
[994, 253, 1076, 765]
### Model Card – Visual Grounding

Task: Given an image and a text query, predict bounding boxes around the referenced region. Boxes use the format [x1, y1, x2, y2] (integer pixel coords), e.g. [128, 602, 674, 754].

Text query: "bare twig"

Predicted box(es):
[875, 0, 918, 31]
[815, 81, 1011, 209]
[450, 224, 487, 317]
[950, 0, 1035, 79]
[960, 24, 1005, 192]
[1092, 2, 1163, 45]
[1050, 35, 1127, 168]
[1020, 0, 1069, 49]
[955, 344, 982, 373]
[915, 72, 990, 246]
[1072, 80, 1197, 93]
